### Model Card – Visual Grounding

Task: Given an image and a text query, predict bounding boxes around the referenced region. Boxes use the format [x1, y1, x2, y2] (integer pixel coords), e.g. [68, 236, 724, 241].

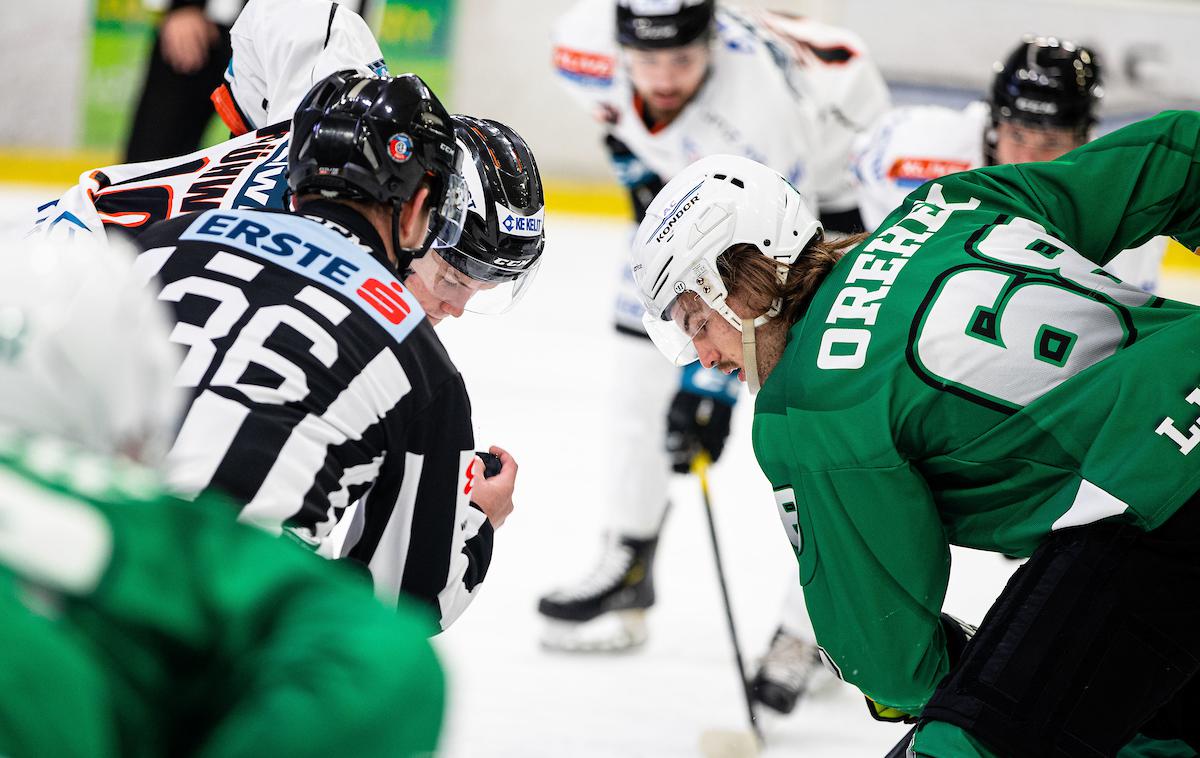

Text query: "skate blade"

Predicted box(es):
[540, 610, 647, 653]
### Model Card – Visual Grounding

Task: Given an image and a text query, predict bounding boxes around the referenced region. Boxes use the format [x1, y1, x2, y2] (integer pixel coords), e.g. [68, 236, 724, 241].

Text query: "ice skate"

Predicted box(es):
[750, 627, 824, 714]
[538, 534, 657, 652]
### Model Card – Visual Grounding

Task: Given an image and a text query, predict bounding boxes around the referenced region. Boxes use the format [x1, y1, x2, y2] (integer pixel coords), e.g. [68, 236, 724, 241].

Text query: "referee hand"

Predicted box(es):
[469, 445, 516, 529]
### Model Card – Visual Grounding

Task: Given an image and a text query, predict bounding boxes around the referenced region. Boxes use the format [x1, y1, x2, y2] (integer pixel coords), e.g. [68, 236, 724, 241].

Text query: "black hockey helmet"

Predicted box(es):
[989, 36, 1102, 134]
[427, 115, 545, 314]
[616, 0, 715, 50]
[288, 70, 468, 266]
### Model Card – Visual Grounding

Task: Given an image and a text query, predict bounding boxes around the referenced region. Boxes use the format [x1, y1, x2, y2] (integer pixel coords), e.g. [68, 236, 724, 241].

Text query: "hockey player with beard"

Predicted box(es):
[853, 35, 1166, 293]
[630, 111, 1200, 758]
[0, 235, 445, 757]
[538, 0, 888, 715]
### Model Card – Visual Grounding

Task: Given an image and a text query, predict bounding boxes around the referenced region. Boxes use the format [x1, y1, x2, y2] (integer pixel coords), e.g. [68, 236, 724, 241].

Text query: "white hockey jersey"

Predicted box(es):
[552, 0, 890, 213]
[32, 122, 292, 243]
[221, 0, 386, 133]
[852, 102, 990, 232]
[32, 0, 386, 245]
[852, 102, 1166, 291]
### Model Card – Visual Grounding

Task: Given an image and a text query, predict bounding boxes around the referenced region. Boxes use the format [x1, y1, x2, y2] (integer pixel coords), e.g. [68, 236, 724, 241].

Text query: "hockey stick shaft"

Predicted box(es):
[692, 453, 764, 745]
[885, 725, 918, 758]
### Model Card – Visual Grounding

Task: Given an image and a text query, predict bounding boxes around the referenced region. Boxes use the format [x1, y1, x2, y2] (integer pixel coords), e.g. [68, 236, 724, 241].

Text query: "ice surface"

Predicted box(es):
[4, 185, 1198, 758]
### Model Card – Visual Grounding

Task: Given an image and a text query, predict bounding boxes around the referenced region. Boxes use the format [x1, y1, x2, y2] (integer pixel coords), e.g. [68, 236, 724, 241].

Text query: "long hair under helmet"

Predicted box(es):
[630, 154, 822, 392]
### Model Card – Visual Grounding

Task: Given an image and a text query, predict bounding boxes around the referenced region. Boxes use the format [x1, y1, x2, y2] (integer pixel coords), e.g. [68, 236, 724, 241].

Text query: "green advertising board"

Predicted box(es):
[82, 0, 456, 155]
[83, 0, 156, 152]
[371, 0, 455, 101]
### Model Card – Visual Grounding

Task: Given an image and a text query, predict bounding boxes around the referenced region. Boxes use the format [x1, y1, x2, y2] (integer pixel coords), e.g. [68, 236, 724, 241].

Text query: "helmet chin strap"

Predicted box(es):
[712, 275, 786, 395]
[391, 199, 436, 278]
[738, 299, 779, 396]
[390, 200, 414, 275]
[740, 316, 761, 394]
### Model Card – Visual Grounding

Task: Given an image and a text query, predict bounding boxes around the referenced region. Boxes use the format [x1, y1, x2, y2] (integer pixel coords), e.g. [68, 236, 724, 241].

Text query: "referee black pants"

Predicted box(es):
[124, 26, 232, 163]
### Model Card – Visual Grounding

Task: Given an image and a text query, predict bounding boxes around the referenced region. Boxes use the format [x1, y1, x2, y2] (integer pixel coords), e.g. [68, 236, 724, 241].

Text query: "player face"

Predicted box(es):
[672, 292, 746, 382]
[407, 250, 498, 326]
[624, 42, 710, 121]
[994, 120, 1088, 164]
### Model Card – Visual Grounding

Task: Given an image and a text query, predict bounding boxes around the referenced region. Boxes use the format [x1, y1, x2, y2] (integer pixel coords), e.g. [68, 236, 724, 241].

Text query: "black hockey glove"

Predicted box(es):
[940, 612, 977, 669]
[666, 389, 734, 474]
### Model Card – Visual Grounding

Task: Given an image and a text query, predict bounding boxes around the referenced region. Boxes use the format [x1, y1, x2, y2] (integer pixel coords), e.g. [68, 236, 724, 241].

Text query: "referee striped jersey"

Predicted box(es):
[135, 200, 491, 630]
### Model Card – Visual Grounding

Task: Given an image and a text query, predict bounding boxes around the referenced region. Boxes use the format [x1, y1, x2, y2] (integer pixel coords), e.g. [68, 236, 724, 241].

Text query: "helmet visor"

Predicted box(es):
[641, 290, 716, 366]
[464, 259, 541, 315]
[430, 171, 468, 249]
[410, 249, 542, 317]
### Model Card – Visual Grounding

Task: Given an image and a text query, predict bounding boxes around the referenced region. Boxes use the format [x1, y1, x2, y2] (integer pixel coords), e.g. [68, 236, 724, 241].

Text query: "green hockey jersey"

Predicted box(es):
[752, 110, 1200, 714]
[0, 430, 444, 758]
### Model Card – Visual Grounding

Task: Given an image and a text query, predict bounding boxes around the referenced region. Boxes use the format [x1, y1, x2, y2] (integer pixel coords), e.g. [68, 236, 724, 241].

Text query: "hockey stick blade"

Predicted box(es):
[700, 728, 760, 758]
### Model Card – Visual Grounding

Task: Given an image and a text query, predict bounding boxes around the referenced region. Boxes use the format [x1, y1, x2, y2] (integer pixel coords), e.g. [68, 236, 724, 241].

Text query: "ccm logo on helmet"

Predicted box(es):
[493, 257, 527, 268]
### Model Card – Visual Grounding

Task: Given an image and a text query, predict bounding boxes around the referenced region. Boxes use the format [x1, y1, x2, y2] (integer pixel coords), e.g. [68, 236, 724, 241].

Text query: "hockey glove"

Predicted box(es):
[666, 364, 738, 474]
[941, 612, 977, 669]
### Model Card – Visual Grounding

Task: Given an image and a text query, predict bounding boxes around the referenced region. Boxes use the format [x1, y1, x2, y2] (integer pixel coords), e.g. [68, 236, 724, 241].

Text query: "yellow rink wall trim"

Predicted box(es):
[0, 149, 119, 188]
[1, 148, 1196, 270]
[0, 148, 634, 218]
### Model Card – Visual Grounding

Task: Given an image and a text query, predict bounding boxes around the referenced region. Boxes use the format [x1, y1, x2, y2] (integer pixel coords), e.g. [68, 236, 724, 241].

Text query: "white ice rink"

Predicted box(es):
[6, 186, 1200, 757]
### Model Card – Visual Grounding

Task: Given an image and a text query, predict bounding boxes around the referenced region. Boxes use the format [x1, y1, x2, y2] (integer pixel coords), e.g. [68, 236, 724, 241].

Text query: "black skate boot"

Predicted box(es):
[537, 534, 658, 652]
[750, 627, 824, 714]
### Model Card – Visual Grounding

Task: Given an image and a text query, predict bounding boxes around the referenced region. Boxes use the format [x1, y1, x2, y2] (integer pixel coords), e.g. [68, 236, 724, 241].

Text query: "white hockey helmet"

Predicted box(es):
[0, 233, 183, 464]
[631, 154, 822, 366]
